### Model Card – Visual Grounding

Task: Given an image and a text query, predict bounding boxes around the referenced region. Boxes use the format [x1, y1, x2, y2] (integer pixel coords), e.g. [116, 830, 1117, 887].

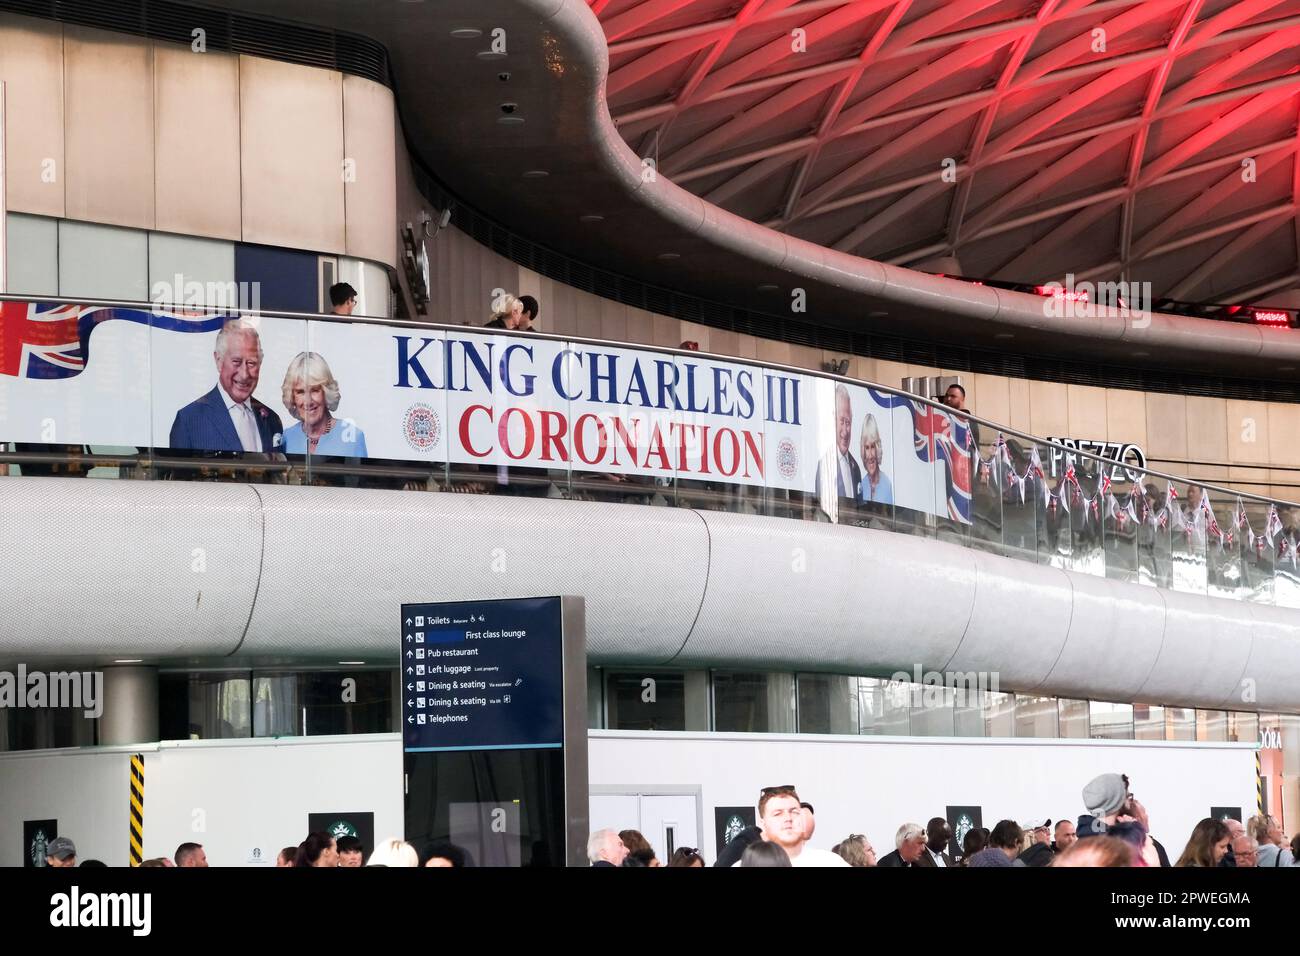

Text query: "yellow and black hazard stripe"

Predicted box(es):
[129, 753, 145, 867]
[1256, 750, 1264, 815]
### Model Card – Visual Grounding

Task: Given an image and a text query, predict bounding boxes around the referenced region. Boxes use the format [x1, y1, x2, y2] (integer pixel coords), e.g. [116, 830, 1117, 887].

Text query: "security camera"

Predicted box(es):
[498, 72, 511, 82]
[500, 102, 517, 114]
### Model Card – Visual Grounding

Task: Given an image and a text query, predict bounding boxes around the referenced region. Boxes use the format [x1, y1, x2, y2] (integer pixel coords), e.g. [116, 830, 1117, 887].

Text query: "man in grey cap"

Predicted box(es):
[45, 837, 77, 867]
[1078, 772, 1129, 839]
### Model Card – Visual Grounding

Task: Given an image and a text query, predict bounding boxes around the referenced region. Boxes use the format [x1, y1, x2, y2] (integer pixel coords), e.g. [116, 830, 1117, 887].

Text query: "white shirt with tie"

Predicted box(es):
[928, 847, 947, 867]
[837, 451, 853, 496]
[219, 383, 262, 452]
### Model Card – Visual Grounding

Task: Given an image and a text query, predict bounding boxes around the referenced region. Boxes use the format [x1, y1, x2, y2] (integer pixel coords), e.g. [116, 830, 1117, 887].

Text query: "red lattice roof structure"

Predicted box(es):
[592, 0, 1300, 305]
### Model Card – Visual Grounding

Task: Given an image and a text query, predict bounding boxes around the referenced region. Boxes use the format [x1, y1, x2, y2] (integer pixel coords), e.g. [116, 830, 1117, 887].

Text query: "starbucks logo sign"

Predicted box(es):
[328, 820, 359, 840]
[953, 814, 974, 853]
[29, 828, 50, 867]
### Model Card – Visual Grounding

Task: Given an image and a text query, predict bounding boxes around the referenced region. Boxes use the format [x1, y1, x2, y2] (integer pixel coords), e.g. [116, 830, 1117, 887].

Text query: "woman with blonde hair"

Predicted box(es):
[858, 413, 892, 504]
[485, 293, 523, 330]
[367, 838, 419, 867]
[281, 351, 367, 457]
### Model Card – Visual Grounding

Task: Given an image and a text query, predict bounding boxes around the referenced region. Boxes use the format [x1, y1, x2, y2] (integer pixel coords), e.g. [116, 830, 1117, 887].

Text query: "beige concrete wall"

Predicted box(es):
[0, 16, 396, 267]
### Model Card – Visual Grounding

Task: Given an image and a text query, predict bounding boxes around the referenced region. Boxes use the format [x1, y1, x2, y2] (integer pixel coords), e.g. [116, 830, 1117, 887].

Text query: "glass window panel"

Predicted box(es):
[1015, 695, 1058, 738]
[253, 673, 300, 738]
[296, 671, 392, 736]
[1058, 698, 1090, 738]
[5, 213, 59, 295]
[1133, 704, 1164, 741]
[147, 233, 237, 309]
[797, 674, 859, 735]
[180, 672, 252, 739]
[984, 690, 1015, 738]
[1228, 711, 1258, 744]
[606, 671, 685, 732]
[954, 685, 985, 737]
[908, 684, 955, 737]
[1089, 701, 1133, 740]
[1196, 709, 1228, 742]
[858, 678, 910, 736]
[58, 220, 149, 301]
[1165, 706, 1195, 741]
[713, 672, 795, 734]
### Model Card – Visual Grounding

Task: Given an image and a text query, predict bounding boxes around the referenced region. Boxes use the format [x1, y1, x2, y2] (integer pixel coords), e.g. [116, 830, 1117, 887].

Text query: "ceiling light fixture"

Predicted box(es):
[757, 283, 779, 292]
[522, 169, 549, 178]
[657, 252, 680, 260]
[579, 214, 604, 223]
[113, 659, 144, 664]
[449, 27, 481, 37]
[477, 50, 507, 61]
[497, 115, 525, 125]
[339, 661, 366, 666]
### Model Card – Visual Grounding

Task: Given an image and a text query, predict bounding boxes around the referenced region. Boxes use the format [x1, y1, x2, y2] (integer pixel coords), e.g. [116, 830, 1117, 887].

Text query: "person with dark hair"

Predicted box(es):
[1176, 819, 1231, 867]
[276, 846, 297, 867]
[421, 842, 468, 868]
[741, 842, 791, 867]
[964, 820, 1024, 867]
[295, 831, 339, 868]
[329, 282, 358, 316]
[79, 859, 107, 868]
[336, 835, 364, 867]
[940, 381, 980, 452]
[957, 827, 987, 866]
[174, 842, 208, 867]
[916, 817, 952, 867]
[517, 295, 540, 332]
[667, 847, 705, 868]
[618, 829, 659, 867]
[715, 825, 763, 867]
[139, 858, 170, 868]
[44, 837, 77, 868]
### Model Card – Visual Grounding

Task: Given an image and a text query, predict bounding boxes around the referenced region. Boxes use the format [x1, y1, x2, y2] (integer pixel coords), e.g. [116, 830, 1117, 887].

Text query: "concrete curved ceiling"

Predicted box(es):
[189, 0, 1300, 377]
[596, 0, 1300, 307]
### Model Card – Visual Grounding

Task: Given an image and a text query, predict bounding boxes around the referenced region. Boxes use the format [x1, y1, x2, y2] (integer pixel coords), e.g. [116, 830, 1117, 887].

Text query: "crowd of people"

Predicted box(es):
[39, 834, 471, 868]
[589, 774, 1300, 869]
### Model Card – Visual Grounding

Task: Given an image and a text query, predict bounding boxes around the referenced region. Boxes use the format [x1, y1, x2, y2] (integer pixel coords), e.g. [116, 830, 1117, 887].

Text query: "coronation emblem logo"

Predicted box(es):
[777, 438, 798, 480]
[403, 403, 441, 452]
[723, 814, 745, 846]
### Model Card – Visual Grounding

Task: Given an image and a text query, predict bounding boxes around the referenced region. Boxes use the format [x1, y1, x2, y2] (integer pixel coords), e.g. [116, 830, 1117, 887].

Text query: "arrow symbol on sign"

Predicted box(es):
[407, 699, 413, 707]
[406, 667, 413, 675]
[407, 683, 414, 691]
[407, 715, 414, 724]
[405, 634, 413, 643]
[405, 617, 412, 626]
[406, 650, 414, 659]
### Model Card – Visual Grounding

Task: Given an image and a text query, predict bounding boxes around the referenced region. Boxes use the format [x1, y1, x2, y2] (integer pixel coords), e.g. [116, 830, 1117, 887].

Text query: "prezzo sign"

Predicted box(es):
[0, 302, 976, 524]
[1046, 438, 1146, 482]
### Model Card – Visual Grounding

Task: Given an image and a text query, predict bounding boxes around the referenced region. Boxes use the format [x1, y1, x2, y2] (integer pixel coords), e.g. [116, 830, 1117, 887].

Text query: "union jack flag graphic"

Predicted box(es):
[870, 389, 972, 524]
[0, 300, 228, 379]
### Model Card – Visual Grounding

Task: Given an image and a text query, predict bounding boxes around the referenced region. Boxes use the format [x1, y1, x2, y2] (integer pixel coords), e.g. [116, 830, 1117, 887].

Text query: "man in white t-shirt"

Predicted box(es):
[733, 787, 848, 867]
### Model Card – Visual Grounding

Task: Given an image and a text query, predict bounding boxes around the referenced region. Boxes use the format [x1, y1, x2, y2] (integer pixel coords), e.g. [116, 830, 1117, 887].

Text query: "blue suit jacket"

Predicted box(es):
[169, 386, 285, 453]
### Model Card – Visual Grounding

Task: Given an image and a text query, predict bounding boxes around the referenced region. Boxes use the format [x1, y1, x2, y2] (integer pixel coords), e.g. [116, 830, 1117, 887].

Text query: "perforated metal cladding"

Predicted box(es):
[674, 512, 977, 676]
[0, 478, 261, 659]
[239, 487, 709, 661]
[942, 551, 1074, 690]
[1234, 604, 1300, 713]
[1135, 591, 1255, 710]
[1034, 571, 1166, 704]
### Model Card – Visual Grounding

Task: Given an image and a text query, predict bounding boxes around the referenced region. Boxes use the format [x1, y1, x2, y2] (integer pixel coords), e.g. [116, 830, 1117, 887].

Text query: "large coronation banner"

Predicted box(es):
[0, 301, 972, 522]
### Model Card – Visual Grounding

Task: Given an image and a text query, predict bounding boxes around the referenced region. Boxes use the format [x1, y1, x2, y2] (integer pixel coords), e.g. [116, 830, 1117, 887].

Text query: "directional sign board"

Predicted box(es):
[401, 597, 564, 752]
[401, 596, 588, 866]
